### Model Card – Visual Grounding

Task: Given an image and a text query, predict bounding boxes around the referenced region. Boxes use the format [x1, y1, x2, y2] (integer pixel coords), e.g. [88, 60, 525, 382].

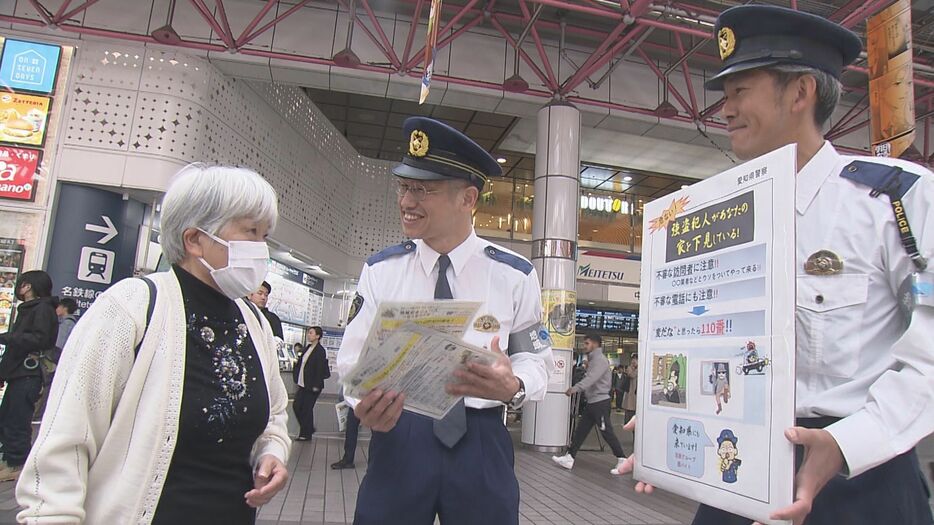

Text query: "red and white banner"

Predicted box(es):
[0, 145, 41, 202]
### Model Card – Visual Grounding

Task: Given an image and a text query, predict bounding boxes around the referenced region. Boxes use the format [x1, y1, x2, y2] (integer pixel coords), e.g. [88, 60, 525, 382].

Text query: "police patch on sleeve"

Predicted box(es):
[348, 293, 364, 324]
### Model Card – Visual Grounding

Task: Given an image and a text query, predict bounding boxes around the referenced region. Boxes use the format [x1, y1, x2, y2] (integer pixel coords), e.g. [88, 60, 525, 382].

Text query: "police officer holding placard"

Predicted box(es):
[620, 6, 934, 525]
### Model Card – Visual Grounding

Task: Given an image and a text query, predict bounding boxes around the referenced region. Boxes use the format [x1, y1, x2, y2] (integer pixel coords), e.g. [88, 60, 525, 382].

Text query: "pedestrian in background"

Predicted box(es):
[331, 386, 361, 470]
[32, 296, 79, 421]
[622, 354, 637, 426]
[293, 325, 329, 441]
[611, 365, 626, 412]
[0, 270, 58, 482]
[552, 334, 627, 475]
[249, 281, 284, 340]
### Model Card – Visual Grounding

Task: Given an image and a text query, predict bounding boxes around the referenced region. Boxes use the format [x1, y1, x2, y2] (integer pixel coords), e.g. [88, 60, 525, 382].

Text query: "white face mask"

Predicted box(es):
[198, 229, 270, 300]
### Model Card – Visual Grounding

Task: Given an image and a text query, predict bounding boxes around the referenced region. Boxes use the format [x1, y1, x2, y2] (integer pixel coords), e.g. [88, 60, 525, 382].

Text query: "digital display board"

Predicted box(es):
[576, 308, 639, 333]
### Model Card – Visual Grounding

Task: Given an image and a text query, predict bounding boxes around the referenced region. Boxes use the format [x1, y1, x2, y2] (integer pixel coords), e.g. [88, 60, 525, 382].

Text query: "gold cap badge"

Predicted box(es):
[409, 130, 429, 157]
[718, 27, 736, 60]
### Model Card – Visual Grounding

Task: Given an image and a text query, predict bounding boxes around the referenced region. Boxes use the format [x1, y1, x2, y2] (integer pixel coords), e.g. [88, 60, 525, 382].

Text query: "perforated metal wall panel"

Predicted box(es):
[61, 41, 402, 265]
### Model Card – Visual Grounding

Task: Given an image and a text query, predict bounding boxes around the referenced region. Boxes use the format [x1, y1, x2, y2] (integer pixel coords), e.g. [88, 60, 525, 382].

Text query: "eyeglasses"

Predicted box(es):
[395, 180, 442, 202]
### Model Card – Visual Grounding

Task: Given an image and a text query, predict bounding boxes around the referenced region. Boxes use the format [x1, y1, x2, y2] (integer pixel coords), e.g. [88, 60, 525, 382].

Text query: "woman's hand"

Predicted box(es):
[245, 454, 289, 507]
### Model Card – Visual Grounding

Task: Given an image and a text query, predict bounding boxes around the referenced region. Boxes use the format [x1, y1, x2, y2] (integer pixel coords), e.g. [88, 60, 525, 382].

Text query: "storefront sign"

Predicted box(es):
[0, 39, 62, 95]
[269, 259, 324, 292]
[0, 146, 40, 202]
[46, 184, 144, 313]
[580, 195, 631, 214]
[607, 284, 640, 304]
[0, 92, 52, 147]
[577, 251, 641, 286]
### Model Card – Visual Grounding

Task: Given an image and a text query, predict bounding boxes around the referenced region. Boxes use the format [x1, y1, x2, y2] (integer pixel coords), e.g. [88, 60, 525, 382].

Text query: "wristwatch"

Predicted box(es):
[507, 377, 526, 409]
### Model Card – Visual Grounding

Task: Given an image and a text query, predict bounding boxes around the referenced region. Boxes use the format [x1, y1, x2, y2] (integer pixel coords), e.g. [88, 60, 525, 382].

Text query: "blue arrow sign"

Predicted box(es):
[690, 305, 709, 316]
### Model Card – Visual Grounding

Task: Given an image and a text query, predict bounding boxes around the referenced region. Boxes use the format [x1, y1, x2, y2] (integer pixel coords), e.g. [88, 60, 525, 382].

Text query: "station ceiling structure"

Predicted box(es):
[304, 86, 698, 198]
[3, 0, 934, 164]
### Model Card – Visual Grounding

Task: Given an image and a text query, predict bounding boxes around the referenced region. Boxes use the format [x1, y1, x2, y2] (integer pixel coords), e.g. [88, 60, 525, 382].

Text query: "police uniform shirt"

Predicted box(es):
[795, 140, 934, 478]
[337, 230, 554, 409]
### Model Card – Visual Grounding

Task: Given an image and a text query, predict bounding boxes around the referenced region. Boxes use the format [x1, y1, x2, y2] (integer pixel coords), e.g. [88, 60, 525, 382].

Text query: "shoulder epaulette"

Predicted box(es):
[366, 240, 416, 266]
[484, 245, 533, 275]
[841, 160, 928, 272]
[840, 160, 920, 200]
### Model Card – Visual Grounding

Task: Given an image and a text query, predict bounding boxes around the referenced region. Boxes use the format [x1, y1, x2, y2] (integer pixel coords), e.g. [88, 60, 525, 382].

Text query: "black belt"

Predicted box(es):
[796, 416, 842, 429]
[467, 406, 505, 418]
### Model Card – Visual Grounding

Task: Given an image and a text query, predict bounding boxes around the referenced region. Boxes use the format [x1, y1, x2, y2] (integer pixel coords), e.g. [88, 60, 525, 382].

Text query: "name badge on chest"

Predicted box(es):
[804, 250, 843, 276]
[473, 314, 501, 333]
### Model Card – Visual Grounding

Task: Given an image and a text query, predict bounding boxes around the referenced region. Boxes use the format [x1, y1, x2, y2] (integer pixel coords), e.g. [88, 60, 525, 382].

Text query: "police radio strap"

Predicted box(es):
[866, 166, 928, 272]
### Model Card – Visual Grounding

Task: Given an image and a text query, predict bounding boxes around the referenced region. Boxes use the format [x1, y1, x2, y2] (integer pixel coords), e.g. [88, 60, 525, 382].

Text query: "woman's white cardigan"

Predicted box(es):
[15, 270, 291, 524]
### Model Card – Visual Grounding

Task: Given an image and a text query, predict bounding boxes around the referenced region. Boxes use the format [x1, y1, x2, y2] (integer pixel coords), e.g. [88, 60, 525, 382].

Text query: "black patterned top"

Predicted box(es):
[152, 265, 270, 524]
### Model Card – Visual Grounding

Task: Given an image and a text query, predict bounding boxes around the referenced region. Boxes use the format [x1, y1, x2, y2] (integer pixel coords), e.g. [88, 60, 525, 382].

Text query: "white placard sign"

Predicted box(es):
[634, 145, 797, 525]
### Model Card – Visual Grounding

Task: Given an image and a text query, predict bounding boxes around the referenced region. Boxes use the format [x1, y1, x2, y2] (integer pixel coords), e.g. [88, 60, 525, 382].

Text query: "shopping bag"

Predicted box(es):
[335, 401, 349, 432]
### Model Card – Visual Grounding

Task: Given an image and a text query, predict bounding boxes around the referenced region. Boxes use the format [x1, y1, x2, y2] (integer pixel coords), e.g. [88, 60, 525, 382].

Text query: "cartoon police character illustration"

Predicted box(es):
[717, 429, 741, 483]
[712, 363, 730, 415]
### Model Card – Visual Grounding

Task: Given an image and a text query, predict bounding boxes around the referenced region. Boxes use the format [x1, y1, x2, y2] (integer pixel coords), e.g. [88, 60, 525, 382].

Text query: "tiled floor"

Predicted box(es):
[251, 425, 699, 525]
[2, 400, 932, 525]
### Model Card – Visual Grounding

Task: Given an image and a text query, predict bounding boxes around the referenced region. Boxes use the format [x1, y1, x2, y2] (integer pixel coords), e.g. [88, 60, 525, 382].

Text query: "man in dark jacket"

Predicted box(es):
[0, 271, 58, 482]
[292, 326, 330, 440]
[249, 281, 284, 339]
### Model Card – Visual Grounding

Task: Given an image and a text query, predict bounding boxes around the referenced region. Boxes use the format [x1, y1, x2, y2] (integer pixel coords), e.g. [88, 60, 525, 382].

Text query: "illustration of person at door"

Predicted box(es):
[713, 363, 730, 414]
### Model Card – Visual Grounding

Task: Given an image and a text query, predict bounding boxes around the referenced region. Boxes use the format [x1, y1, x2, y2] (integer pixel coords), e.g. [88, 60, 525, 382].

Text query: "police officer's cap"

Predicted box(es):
[717, 429, 738, 445]
[393, 116, 502, 190]
[705, 5, 862, 91]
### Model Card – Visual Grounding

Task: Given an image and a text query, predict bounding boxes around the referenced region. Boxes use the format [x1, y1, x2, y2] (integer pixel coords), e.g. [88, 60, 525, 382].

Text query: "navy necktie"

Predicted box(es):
[433, 254, 467, 448]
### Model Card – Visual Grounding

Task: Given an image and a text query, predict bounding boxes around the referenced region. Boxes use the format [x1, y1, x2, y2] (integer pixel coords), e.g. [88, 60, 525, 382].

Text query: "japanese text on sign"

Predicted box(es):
[665, 191, 755, 263]
[650, 310, 766, 341]
[666, 418, 714, 478]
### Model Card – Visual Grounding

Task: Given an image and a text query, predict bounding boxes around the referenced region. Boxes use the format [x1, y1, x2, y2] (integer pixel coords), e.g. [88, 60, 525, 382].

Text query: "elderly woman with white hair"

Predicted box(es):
[15, 165, 290, 524]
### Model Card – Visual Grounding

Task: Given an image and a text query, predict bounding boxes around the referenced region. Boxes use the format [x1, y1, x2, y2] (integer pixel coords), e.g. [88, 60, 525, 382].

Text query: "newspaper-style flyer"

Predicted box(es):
[342, 323, 498, 419]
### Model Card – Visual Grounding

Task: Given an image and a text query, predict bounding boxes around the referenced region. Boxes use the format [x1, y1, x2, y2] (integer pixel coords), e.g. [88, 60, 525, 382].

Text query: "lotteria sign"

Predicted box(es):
[0, 145, 40, 201]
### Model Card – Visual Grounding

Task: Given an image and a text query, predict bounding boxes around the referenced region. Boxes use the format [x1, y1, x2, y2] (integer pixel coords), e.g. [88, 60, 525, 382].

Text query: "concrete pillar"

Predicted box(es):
[522, 102, 580, 452]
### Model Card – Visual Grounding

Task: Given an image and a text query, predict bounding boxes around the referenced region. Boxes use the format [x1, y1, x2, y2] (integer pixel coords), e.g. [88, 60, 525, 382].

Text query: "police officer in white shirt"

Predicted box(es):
[620, 6, 934, 525]
[336, 116, 554, 525]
